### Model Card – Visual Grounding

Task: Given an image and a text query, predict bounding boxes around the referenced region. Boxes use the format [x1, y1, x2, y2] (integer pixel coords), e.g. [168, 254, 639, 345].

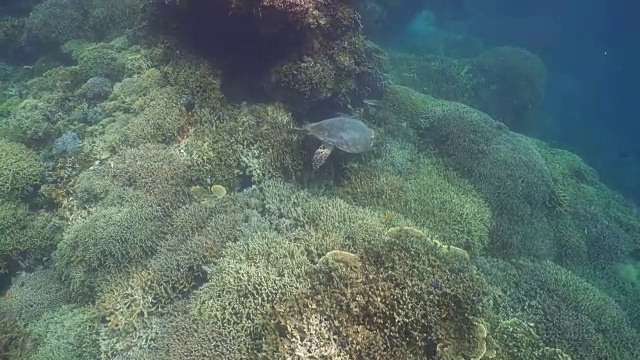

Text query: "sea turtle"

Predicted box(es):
[301, 116, 375, 171]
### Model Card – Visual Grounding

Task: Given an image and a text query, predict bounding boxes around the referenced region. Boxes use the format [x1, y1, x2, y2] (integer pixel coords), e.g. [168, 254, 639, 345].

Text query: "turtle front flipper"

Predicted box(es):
[312, 143, 334, 171]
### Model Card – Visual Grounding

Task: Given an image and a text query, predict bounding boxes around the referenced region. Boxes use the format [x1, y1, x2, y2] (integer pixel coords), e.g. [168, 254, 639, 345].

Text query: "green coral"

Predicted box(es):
[62, 36, 162, 82]
[21, 0, 87, 48]
[0, 201, 62, 272]
[185, 228, 311, 358]
[264, 226, 488, 359]
[376, 85, 556, 259]
[0, 97, 62, 144]
[388, 46, 546, 133]
[0, 140, 45, 198]
[388, 53, 480, 105]
[490, 318, 571, 360]
[0, 270, 71, 324]
[473, 46, 546, 132]
[336, 139, 492, 255]
[0, 315, 33, 360]
[28, 305, 100, 360]
[106, 144, 192, 207]
[477, 257, 640, 359]
[536, 141, 640, 264]
[94, 198, 249, 358]
[183, 102, 302, 190]
[154, 181, 490, 359]
[53, 190, 170, 298]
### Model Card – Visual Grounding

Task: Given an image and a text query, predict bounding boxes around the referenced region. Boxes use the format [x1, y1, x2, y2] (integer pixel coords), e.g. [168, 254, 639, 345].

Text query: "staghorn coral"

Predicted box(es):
[536, 140, 640, 265]
[388, 46, 546, 134]
[0, 201, 62, 273]
[53, 189, 170, 299]
[264, 226, 489, 359]
[27, 305, 100, 360]
[62, 36, 163, 82]
[375, 85, 557, 259]
[106, 144, 192, 208]
[21, 0, 88, 50]
[388, 53, 481, 106]
[472, 46, 546, 133]
[0, 96, 66, 145]
[0, 270, 71, 324]
[153, 202, 308, 358]
[77, 76, 113, 101]
[95, 267, 164, 359]
[336, 141, 492, 256]
[21, 0, 152, 53]
[0, 139, 44, 199]
[490, 318, 571, 360]
[182, 102, 303, 190]
[0, 15, 27, 63]
[95, 197, 250, 358]
[152, 181, 492, 359]
[0, 315, 34, 360]
[477, 257, 640, 359]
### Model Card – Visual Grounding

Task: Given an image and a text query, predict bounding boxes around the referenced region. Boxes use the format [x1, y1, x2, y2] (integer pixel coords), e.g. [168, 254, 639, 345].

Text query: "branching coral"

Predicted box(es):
[0, 270, 71, 324]
[0, 315, 33, 360]
[0, 202, 61, 272]
[182, 102, 302, 190]
[375, 85, 557, 259]
[0, 140, 45, 198]
[336, 142, 492, 256]
[27, 305, 100, 360]
[106, 144, 192, 208]
[53, 190, 170, 299]
[21, 0, 88, 49]
[151, 181, 492, 359]
[477, 257, 640, 359]
[473, 46, 546, 132]
[264, 226, 489, 359]
[387, 46, 546, 134]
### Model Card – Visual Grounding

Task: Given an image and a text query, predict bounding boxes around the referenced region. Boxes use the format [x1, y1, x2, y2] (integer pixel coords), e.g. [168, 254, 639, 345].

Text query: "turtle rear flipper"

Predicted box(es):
[312, 143, 334, 171]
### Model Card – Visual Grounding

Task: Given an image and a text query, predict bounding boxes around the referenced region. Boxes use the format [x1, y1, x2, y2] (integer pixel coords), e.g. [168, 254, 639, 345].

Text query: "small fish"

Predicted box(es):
[433, 279, 443, 292]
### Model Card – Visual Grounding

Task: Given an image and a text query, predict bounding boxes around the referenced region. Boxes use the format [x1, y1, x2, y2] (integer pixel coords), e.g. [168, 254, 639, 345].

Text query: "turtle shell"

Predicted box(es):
[303, 116, 374, 153]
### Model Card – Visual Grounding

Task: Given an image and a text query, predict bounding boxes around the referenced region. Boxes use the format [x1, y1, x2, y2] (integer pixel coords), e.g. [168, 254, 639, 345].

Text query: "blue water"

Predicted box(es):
[370, 0, 640, 204]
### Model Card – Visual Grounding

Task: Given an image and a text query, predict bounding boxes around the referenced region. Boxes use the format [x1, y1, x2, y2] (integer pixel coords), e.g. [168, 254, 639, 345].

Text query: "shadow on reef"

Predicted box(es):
[158, 0, 387, 119]
[159, 0, 305, 102]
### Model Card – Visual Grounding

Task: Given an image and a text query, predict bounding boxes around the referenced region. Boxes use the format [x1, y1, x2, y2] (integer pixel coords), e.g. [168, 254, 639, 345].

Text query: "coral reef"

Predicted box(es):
[0, 139, 44, 198]
[374, 85, 557, 259]
[336, 140, 492, 255]
[388, 46, 546, 133]
[53, 189, 170, 298]
[0, 270, 71, 323]
[0, 202, 61, 273]
[0, 3, 639, 359]
[163, 0, 387, 111]
[0, 316, 33, 360]
[154, 181, 491, 359]
[27, 305, 100, 360]
[263, 226, 489, 359]
[477, 257, 640, 359]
